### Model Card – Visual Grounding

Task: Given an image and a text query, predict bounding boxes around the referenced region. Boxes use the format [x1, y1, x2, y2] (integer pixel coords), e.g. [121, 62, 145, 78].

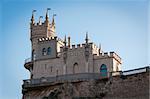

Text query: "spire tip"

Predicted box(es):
[85, 32, 89, 44]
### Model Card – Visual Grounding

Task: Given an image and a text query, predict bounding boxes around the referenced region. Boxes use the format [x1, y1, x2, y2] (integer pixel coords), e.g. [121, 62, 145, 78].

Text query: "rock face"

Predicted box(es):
[22, 69, 149, 99]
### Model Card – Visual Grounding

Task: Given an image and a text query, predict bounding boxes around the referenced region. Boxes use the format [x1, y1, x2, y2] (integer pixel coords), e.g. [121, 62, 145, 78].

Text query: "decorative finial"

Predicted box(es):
[31, 10, 36, 24]
[99, 43, 101, 50]
[85, 32, 89, 44]
[99, 43, 101, 54]
[64, 35, 67, 47]
[68, 36, 71, 48]
[52, 14, 56, 26]
[39, 16, 43, 25]
[46, 8, 51, 21]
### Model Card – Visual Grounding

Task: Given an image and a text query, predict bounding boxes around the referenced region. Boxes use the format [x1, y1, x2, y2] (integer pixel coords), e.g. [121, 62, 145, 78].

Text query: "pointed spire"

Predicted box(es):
[52, 14, 56, 26]
[31, 10, 36, 24]
[85, 32, 89, 44]
[64, 35, 67, 47]
[99, 43, 101, 50]
[45, 8, 51, 22]
[68, 36, 71, 48]
[99, 43, 101, 54]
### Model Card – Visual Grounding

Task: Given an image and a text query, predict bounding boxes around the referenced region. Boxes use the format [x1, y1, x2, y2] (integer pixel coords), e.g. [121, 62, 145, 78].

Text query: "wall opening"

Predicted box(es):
[47, 47, 51, 55]
[42, 48, 47, 56]
[73, 63, 79, 74]
[100, 64, 107, 77]
[32, 49, 36, 60]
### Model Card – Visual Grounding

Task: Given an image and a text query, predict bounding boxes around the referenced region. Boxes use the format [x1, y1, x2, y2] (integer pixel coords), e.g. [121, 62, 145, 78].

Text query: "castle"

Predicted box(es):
[22, 10, 149, 99]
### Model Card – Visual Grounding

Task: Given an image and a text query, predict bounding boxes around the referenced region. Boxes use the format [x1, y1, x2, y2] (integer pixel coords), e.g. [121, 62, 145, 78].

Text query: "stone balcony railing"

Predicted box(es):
[23, 73, 110, 88]
[25, 58, 32, 64]
[24, 58, 33, 70]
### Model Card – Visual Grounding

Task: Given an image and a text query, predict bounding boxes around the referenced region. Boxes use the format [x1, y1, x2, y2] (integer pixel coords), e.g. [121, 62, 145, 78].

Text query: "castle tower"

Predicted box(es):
[30, 9, 56, 61]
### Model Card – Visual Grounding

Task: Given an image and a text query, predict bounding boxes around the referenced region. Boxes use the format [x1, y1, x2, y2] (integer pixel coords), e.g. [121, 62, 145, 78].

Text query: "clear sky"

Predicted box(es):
[0, 0, 149, 98]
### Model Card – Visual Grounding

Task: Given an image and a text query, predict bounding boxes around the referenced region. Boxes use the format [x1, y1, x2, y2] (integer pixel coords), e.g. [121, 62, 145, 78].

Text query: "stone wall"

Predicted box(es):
[104, 72, 149, 99]
[23, 70, 149, 99]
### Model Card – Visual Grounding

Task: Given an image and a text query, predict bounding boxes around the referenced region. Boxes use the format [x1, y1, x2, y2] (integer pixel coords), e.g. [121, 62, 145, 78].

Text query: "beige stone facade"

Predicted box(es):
[27, 11, 121, 79]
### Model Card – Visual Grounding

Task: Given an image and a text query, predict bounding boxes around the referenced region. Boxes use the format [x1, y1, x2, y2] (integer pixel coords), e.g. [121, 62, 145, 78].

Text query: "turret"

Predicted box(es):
[51, 14, 56, 29]
[49, 14, 56, 36]
[68, 36, 71, 48]
[45, 8, 50, 26]
[38, 16, 43, 25]
[85, 32, 89, 44]
[30, 10, 36, 28]
[64, 35, 67, 47]
[30, 9, 57, 62]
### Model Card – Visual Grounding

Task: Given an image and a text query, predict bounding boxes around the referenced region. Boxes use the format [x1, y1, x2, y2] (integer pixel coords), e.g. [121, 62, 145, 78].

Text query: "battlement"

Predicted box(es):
[60, 42, 94, 52]
[38, 37, 57, 42]
[38, 36, 64, 43]
[31, 22, 49, 29]
[71, 43, 93, 49]
[30, 9, 55, 29]
[94, 51, 121, 63]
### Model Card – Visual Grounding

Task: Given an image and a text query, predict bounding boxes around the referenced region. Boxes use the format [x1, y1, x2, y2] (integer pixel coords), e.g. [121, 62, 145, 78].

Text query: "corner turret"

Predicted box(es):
[51, 14, 56, 29]
[45, 8, 50, 26]
[30, 10, 36, 28]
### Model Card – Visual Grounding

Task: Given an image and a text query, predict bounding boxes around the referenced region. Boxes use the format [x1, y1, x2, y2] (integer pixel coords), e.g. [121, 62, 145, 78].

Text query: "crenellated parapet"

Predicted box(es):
[31, 22, 50, 28]
[30, 9, 55, 28]
[30, 9, 56, 40]
[38, 36, 63, 43]
[94, 51, 121, 63]
[38, 37, 57, 42]
[59, 42, 93, 52]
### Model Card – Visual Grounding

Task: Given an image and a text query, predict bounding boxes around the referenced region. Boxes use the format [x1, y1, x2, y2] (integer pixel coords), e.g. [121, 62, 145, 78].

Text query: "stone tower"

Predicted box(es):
[30, 9, 56, 61]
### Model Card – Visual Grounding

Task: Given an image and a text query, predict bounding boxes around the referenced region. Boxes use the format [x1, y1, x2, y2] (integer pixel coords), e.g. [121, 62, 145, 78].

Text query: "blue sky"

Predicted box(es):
[0, 0, 149, 98]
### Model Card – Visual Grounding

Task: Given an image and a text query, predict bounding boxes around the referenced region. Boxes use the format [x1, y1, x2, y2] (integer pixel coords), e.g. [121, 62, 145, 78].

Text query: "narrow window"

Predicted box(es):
[56, 69, 58, 76]
[50, 66, 53, 72]
[42, 48, 46, 56]
[100, 64, 108, 77]
[32, 50, 36, 60]
[73, 63, 79, 74]
[47, 47, 51, 55]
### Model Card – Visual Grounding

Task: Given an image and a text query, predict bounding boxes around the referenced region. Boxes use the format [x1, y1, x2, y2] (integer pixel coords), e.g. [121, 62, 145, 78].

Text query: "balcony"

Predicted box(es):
[24, 58, 33, 70]
[22, 73, 109, 89]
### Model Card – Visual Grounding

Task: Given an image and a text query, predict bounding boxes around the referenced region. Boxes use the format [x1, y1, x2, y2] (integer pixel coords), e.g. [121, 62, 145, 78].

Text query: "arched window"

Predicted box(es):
[56, 69, 58, 76]
[42, 48, 46, 56]
[50, 66, 53, 72]
[73, 63, 79, 74]
[100, 64, 107, 77]
[47, 47, 51, 55]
